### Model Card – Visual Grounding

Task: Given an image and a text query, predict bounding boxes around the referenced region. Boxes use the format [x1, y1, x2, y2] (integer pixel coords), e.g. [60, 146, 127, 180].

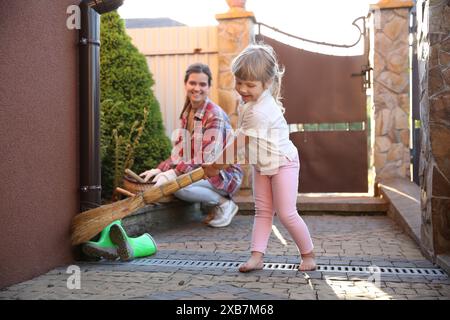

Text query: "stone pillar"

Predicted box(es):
[216, 3, 255, 127]
[216, 1, 255, 193]
[371, 1, 413, 181]
[417, 0, 450, 259]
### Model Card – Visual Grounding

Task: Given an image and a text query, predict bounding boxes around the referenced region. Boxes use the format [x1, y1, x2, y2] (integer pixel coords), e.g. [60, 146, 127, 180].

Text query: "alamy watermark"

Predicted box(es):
[168, 127, 286, 173]
[367, 265, 381, 288]
[66, 5, 81, 30]
[66, 265, 81, 290]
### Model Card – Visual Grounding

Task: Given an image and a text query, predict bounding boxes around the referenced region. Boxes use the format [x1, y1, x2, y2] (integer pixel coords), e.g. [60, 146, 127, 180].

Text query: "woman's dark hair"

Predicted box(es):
[184, 63, 212, 85]
[179, 63, 213, 118]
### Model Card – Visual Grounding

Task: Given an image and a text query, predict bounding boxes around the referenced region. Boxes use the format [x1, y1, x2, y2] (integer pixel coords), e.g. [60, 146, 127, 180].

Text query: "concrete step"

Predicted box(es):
[123, 194, 389, 237]
[234, 193, 388, 215]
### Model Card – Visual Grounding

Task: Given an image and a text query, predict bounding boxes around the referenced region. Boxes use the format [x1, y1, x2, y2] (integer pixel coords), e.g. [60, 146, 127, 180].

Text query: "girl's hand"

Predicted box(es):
[139, 168, 162, 182]
[202, 164, 229, 178]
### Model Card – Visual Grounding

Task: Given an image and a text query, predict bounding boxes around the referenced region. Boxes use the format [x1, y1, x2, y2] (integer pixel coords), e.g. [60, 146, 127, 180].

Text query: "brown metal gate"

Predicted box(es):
[257, 22, 370, 193]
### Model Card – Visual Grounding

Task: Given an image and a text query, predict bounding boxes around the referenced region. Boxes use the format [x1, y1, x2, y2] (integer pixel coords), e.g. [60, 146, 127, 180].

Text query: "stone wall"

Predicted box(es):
[216, 7, 256, 191]
[216, 16, 255, 128]
[417, 0, 450, 257]
[372, 4, 412, 181]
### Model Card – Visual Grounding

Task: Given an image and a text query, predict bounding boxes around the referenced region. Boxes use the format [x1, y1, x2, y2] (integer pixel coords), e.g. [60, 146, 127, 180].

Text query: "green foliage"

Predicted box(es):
[100, 11, 171, 200]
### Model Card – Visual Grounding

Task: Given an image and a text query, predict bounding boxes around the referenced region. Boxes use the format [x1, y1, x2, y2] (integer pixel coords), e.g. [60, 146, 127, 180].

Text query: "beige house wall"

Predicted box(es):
[126, 26, 219, 138]
[126, 10, 256, 192]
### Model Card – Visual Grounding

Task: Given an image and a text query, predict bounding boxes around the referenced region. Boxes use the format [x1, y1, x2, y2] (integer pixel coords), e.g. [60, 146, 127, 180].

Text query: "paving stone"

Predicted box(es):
[392, 287, 418, 295]
[315, 258, 330, 265]
[316, 293, 341, 300]
[213, 284, 248, 294]
[236, 291, 282, 300]
[323, 273, 349, 281]
[286, 277, 309, 284]
[397, 275, 430, 283]
[201, 269, 227, 276]
[350, 260, 372, 266]
[2, 215, 447, 300]
[242, 282, 274, 290]
[268, 270, 299, 277]
[408, 295, 441, 300]
[412, 260, 437, 268]
[289, 292, 317, 300]
[328, 259, 353, 266]
[369, 260, 394, 267]
[426, 277, 450, 284]
[346, 273, 373, 282]
[301, 271, 323, 279]
[391, 261, 418, 268]
[379, 275, 403, 282]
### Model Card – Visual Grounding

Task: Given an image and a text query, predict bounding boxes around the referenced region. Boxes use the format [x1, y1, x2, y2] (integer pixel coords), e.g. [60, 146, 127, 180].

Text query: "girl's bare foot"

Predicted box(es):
[239, 252, 264, 273]
[299, 251, 316, 271]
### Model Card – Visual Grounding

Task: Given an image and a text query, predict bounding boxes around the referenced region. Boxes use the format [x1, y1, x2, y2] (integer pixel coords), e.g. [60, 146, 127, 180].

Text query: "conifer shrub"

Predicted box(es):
[100, 11, 171, 200]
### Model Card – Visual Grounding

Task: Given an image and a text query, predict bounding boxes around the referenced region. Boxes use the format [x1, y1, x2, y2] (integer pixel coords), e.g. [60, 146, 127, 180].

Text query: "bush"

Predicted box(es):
[100, 11, 171, 200]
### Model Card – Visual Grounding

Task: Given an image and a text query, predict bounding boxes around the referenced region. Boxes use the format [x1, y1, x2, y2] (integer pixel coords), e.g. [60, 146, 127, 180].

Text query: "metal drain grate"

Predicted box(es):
[316, 265, 447, 276]
[130, 258, 447, 277]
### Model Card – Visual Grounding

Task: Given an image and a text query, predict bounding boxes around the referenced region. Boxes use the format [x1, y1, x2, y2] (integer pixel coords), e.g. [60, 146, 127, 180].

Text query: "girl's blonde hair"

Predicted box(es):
[231, 43, 285, 112]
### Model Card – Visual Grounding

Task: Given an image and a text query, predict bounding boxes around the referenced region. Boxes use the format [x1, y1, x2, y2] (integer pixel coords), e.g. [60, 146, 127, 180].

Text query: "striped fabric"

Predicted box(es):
[157, 99, 243, 196]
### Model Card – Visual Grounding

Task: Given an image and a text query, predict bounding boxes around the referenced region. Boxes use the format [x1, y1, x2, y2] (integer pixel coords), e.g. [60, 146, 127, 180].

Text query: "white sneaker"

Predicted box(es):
[208, 200, 238, 228]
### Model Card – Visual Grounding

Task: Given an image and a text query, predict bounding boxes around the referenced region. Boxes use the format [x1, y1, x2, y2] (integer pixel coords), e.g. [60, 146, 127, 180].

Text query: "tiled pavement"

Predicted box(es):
[1, 215, 449, 300]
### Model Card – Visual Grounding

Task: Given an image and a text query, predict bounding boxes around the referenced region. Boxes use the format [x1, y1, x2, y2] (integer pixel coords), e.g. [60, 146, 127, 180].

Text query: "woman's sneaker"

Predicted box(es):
[208, 200, 238, 228]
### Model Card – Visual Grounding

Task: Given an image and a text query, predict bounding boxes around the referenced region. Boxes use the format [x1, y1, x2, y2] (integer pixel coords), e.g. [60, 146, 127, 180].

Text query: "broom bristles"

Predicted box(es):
[70, 167, 206, 246]
[71, 195, 145, 245]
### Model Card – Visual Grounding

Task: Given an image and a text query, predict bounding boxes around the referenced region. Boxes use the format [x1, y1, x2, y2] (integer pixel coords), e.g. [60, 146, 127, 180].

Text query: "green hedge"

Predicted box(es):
[100, 11, 171, 200]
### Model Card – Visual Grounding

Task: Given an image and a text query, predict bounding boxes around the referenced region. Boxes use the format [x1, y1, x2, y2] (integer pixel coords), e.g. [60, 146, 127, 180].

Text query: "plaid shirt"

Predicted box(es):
[157, 99, 243, 196]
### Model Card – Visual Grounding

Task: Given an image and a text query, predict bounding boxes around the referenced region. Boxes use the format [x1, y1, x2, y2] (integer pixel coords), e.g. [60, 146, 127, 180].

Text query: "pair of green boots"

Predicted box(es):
[82, 220, 157, 261]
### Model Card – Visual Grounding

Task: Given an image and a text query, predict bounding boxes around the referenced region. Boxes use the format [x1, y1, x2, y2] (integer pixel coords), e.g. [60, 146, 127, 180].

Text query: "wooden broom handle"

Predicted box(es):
[115, 187, 135, 197]
[141, 164, 231, 204]
[125, 168, 146, 183]
[142, 167, 205, 204]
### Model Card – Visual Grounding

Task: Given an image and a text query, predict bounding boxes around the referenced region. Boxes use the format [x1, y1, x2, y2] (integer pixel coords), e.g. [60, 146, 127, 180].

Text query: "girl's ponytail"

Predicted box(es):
[270, 63, 285, 114]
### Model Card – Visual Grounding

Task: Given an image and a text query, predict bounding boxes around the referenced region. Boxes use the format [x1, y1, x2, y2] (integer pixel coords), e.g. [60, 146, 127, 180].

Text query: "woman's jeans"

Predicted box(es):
[174, 180, 228, 206]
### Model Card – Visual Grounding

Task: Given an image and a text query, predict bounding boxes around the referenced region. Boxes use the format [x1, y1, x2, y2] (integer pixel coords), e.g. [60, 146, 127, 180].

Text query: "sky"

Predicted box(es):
[118, 0, 377, 55]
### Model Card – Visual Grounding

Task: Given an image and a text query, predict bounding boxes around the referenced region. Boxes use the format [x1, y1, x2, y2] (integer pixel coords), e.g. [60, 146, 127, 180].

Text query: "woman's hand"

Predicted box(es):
[139, 168, 162, 183]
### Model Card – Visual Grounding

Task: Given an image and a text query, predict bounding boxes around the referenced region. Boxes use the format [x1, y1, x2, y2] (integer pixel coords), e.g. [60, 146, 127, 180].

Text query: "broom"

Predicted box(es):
[71, 167, 205, 245]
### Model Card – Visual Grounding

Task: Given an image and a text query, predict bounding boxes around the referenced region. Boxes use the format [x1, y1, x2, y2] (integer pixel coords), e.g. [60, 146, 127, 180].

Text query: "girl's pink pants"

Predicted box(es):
[251, 157, 314, 255]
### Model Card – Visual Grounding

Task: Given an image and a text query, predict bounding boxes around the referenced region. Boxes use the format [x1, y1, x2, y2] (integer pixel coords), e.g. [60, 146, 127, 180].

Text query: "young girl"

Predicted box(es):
[221, 43, 316, 272]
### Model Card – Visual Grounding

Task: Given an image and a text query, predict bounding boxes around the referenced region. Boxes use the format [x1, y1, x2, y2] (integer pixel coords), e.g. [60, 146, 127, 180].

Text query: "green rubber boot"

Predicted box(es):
[109, 224, 157, 261]
[82, 220, 122, 260]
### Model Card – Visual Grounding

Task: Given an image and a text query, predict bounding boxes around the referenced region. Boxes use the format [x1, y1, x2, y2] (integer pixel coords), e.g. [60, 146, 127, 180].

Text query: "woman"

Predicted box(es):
[140, 63, 243, 228]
